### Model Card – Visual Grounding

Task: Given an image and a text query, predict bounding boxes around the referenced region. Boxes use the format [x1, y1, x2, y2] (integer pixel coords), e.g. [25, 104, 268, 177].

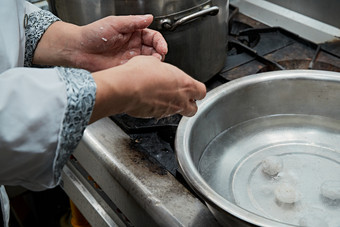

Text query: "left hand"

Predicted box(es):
[74, 15, 168, 71]
[33, 15, 168, 72]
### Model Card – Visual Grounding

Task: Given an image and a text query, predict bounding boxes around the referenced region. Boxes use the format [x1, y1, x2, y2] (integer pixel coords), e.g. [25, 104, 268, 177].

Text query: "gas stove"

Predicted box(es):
[61, 3, 340, 227]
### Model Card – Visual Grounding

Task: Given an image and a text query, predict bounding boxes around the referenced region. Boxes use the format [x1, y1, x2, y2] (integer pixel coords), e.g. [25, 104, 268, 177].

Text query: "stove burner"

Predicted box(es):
[258, 60, 340, 73]
[111, 114, 181, 134]
[110, 114, 182, 176]
[321, 40, 340, 59]
[229, 21, 260, 50]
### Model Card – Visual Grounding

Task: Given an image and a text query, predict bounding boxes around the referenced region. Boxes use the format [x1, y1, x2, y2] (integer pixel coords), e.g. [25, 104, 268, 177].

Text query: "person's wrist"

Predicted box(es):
[90, 66, 135, 122]
[33, 21, 81, 67]
[57, 22, 83, 67]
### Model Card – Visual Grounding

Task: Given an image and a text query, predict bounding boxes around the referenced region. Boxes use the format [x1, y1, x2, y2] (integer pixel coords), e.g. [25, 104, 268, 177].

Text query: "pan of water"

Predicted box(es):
[175, 70, 340, 227]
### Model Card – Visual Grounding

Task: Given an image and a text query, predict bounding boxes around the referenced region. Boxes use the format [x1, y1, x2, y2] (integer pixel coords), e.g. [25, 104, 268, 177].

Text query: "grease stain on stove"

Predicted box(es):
[119, 136, 168, 176]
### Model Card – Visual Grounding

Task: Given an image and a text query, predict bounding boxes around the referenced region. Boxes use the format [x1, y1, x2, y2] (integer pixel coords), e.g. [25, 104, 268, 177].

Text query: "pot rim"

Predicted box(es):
[175, 69, 340, 227]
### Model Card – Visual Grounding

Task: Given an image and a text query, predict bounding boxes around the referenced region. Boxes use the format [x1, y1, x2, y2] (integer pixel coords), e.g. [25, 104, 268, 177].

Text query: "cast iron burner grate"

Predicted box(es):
[258, 59, 340, 73]
[221, 26, 340, 80]
[110, 114, 181, 176]
[229, 21, 260, 50]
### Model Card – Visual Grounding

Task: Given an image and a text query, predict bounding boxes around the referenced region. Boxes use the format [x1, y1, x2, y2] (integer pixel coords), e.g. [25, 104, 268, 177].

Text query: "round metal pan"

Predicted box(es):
[175, 70, 340, 227]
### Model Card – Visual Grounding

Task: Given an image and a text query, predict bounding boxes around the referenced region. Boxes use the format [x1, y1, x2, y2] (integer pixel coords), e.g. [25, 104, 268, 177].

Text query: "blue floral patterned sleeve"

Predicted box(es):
[24, 9, 60, 67]
[24, 9, 97, 183]
[54, 67, 96, 183]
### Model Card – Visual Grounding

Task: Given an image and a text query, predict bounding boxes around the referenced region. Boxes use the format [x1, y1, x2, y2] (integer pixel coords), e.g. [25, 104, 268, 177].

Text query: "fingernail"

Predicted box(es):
[142, 14, 153, 19]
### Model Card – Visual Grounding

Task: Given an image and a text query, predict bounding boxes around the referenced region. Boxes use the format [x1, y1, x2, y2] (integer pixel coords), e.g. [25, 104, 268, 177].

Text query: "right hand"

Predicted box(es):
[90, 56, 206, 122]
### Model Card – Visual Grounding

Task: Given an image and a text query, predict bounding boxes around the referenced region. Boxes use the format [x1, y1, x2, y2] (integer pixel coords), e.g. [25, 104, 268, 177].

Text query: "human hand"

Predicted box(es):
[90, 56, 206, 122]
[74, 15, 168, 71]
[33, 15, 167, 71]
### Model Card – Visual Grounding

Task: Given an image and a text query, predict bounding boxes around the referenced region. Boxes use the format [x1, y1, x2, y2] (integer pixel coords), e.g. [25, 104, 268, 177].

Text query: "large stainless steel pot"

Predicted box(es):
[175, 70, 340, 226]
[48, 0, 229, 82]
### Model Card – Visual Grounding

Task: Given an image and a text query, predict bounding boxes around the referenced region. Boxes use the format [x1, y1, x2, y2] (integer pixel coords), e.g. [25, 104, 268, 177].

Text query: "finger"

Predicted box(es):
[180, 101, 198, 117]
[141, 46, 164, 61]
[164, 93, 199, 118]
[193, 80, 207, 100]
[141, 46, 154, 55]
[185, 78, 206, 101]
[110, 15, 154, 33]
[152, 53, 163, 61]
[142, 29, 168, 55]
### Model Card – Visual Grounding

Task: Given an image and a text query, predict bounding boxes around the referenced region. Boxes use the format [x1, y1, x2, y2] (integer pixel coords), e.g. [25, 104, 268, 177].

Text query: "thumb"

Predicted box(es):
[113, 14, 154, 33]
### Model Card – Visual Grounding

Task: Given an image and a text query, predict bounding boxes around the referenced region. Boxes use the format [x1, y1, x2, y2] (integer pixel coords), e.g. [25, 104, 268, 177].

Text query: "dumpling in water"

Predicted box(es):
[261, 156, 283, 176]
[275, 182, 300, 204]
[320, 181, 340, 201]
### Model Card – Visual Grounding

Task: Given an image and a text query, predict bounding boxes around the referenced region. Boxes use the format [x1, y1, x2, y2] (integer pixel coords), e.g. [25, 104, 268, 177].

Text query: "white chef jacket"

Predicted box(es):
[0, 0, 96, 226]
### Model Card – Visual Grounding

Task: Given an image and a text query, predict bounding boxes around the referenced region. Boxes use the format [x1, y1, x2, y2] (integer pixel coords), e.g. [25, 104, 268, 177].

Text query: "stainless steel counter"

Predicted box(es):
[61, 118, 220, 227]
[230, 0, 340, 43]
[266, 0, 340, 28]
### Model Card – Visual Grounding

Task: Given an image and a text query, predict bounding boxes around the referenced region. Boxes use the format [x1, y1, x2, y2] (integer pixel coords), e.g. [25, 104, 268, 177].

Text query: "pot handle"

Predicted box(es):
[161, 6, 219, 31]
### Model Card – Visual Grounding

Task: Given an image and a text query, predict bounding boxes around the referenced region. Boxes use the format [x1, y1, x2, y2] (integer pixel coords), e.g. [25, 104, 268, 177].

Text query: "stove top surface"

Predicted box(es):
[64, 4, 340, 227]
[110, 5, 340, 188]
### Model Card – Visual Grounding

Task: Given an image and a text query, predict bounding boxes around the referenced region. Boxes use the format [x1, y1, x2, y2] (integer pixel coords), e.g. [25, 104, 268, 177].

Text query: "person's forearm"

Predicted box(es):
[33, 21, 82, 67]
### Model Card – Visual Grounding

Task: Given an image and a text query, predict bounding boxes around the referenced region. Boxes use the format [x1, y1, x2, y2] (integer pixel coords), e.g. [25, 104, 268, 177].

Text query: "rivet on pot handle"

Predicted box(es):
[161, 6, 219, 31]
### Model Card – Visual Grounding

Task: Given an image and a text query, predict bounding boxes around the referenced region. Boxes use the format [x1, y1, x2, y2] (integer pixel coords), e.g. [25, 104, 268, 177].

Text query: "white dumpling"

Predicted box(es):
[274, 182, 300, 204]
[320, 181, 340, 200]
[261, 156, 283, 176]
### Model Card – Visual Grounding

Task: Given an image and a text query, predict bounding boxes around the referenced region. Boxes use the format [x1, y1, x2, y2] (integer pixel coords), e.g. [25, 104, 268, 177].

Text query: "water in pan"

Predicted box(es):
[198, 114, 340, 226]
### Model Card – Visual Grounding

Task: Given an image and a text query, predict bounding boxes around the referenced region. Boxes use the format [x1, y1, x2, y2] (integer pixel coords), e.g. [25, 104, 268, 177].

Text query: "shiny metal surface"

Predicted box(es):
[266, 0, 340, 28]
[159, 0, 228, 82]
[61, 165, 121, 227]
[47, 0, 229, 82]
[230, 0, 340, 43]
[175, 70, 340, 227]
[160, 6, 219, 31]
[48, 0, 209, 24]
[63, 118, 221, 227]
[201, 114, 340, 226]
